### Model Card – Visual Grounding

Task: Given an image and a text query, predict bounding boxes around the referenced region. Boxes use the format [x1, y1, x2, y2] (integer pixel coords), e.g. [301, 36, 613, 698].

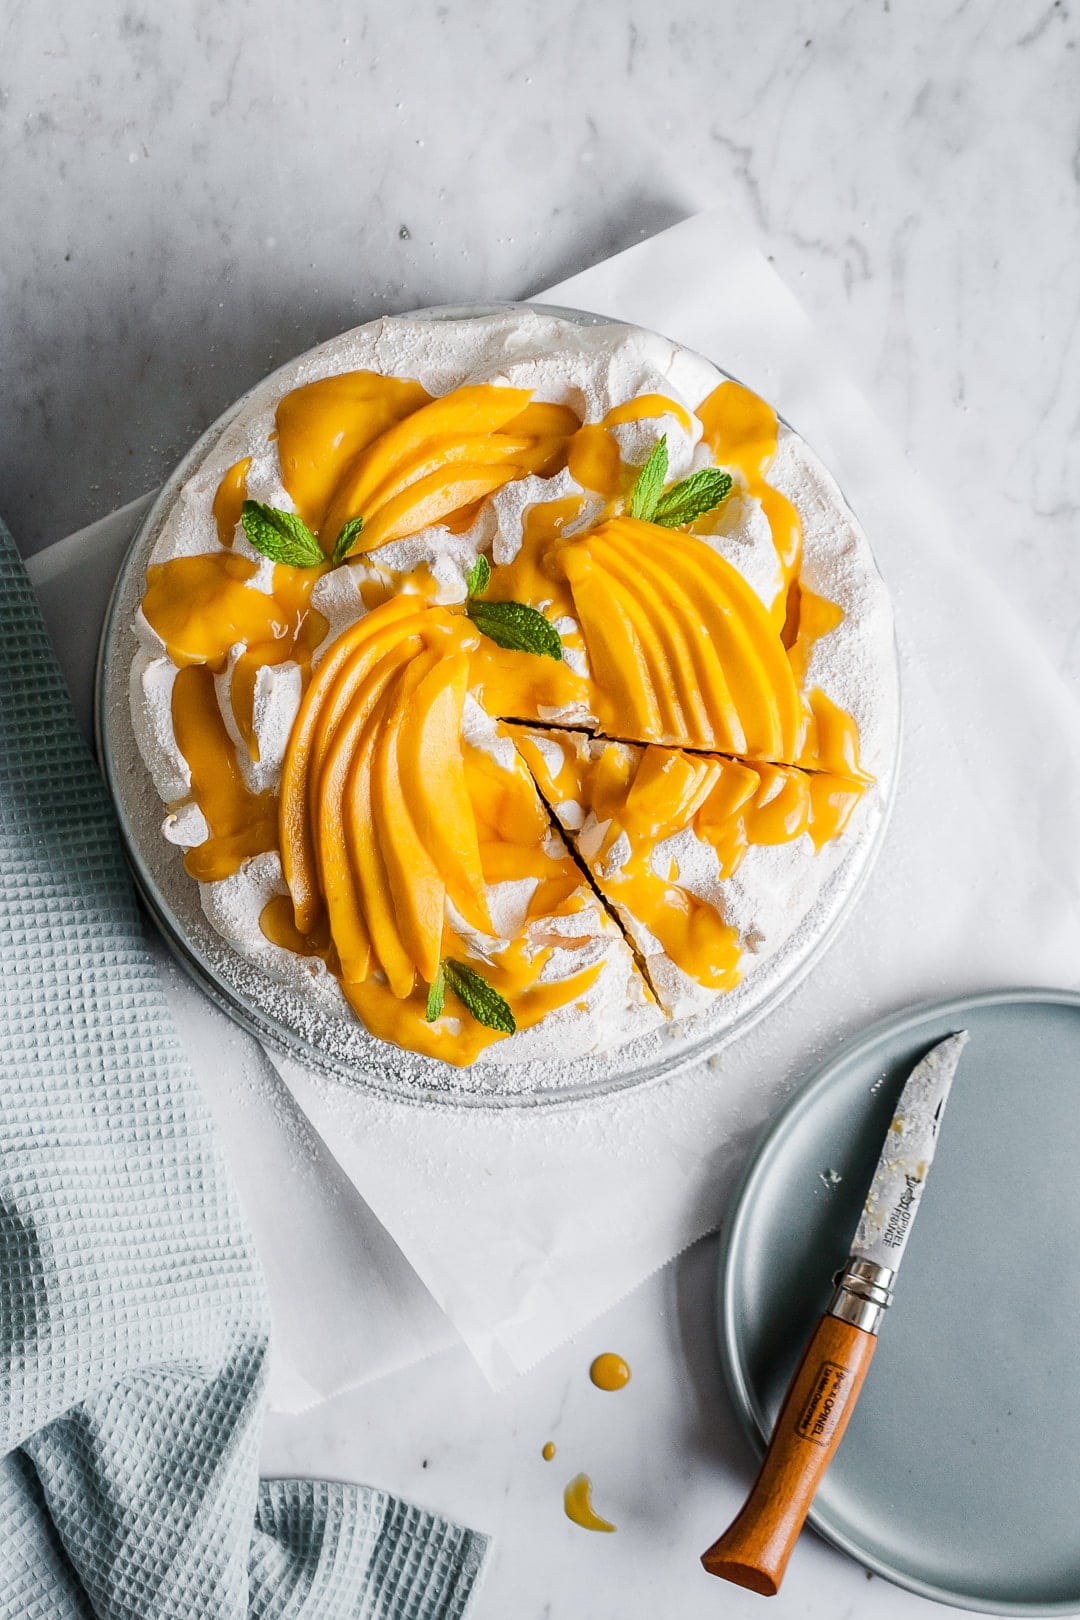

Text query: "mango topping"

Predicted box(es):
[557, 516, 803, 758]
[695, 379, 806, 633]
[513, 729, 868, 1000]
[146, 362, 873, 1064]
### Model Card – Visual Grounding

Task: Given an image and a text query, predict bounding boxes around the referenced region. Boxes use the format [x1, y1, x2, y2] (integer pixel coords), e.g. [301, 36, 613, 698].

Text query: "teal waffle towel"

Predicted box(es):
[0, 516, 488, 1618]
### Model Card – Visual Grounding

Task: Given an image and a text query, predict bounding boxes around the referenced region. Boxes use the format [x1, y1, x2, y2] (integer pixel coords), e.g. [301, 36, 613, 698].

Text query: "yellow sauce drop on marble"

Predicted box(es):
[590, 1352, 631, 1391]
[563, 1473, 617, 1534]
[542, 1442, 556, 1462]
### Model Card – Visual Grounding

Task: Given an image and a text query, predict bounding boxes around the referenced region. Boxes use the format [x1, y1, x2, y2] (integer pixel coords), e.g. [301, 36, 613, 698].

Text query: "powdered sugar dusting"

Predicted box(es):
[113, 306, 899, 1103]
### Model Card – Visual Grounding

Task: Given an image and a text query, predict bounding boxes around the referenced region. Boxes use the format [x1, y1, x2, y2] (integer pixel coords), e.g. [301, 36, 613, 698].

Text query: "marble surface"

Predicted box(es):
[7, 1, 1080, 1615]
[259, 1238, 949, 1620]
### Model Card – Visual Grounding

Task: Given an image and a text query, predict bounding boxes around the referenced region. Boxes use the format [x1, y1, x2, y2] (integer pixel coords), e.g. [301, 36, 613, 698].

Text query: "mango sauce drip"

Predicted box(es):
[513, 732, 868, 993]
[142, 553, 329, 878]
[169, 666, 279, 882]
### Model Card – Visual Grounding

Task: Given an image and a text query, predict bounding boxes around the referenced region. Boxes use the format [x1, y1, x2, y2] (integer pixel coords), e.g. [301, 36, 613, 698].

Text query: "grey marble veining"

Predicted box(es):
[5, 1, 1079, 686]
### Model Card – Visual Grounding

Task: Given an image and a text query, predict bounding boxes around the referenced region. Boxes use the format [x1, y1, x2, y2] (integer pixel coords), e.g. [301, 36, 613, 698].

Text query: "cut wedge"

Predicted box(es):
[512, 726, 871, 1019]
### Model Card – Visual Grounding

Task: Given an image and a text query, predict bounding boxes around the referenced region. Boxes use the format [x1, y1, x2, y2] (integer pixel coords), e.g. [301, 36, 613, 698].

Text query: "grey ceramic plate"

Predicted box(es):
[718, 989, 1080, 1615]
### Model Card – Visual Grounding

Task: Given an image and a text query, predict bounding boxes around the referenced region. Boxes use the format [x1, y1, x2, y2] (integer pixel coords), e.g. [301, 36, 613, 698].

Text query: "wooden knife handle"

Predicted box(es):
[701, 1313, 877, 1595]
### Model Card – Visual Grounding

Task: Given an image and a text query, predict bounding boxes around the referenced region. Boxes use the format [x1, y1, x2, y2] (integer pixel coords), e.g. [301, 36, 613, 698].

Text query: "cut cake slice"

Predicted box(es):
[511, 725, 870, 1021]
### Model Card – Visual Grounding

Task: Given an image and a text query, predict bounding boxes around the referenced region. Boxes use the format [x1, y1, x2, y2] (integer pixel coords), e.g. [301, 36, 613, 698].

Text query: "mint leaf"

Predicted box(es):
[467, 599, 563, 661]
[332, 515, 365, 563]
[443, 959, 516, 1034]
[425, 964, 446, 1022]
[627, 435, 668, 521]
[653, 467, 734, 528]
[466, 554, 491, 599]
[241, 501, 324, 567]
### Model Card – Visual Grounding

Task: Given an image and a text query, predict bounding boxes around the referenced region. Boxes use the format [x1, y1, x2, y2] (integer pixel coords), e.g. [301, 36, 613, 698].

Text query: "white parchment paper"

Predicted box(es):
[29, 209, 1080, 1401]
[266, 209, 1080, 1386]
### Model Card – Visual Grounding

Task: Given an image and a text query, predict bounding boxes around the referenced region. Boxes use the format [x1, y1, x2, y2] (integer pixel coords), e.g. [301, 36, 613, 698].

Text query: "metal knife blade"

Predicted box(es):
[701, 1028, 970, 1595]
[851, 1030, 969, 1274]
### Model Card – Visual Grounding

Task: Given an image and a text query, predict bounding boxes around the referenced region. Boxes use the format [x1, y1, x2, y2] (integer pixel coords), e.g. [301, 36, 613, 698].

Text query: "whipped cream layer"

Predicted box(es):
[129, 307, 899, 1068]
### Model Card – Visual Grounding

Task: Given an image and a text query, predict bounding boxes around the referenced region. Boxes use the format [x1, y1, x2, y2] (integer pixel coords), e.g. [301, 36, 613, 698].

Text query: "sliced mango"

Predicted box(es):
[365, 652, 446, 984]
[663, 537, 785, 755]
[700, 757, 760, 816]
[315, 644, 419, 982]
[345, 433, 553, 520]
[558, 544, 664, 737]
[340, 464, 522, 554]
[342, 672, 417, 998]
[694, 758, 761, 877]
[587, 533, 713, 744]
[320, 383, 533, 543]
[744, 764, 812, 844]
[398, 652, 491, 933]
[307, 613, 430, 820]
[499, 400, 581, 440]
[279, 594, 426, 931]
[799, 688, 872, 780]
[621, 541, 745, 751]
[623, 748, 721, 840]
[807, 770, 868, 847]
[566, 518, 803, 759]
[275, 370, 431, 535]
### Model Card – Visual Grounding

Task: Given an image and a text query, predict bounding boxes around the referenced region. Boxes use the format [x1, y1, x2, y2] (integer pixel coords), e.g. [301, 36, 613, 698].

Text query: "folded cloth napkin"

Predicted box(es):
[0, 520, 487, 1616]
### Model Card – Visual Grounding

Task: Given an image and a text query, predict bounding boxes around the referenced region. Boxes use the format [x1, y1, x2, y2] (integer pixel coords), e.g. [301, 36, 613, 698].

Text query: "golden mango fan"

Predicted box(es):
[118, 305, 899, 1088]
[271, 594, 637, 1064]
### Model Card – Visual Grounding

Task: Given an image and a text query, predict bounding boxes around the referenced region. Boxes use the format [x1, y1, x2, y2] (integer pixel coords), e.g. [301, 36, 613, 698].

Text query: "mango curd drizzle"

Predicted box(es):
[170, 665, 279, 882]
[695, 379, 804, 637]
[513, 731, 867, 993]
[140, 364, 871, 1064]
[589, 1352, 631, 1391]
[566, 391, 694, 500]
[213, 457, 252, 545]
[142, 551, 329, 773]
